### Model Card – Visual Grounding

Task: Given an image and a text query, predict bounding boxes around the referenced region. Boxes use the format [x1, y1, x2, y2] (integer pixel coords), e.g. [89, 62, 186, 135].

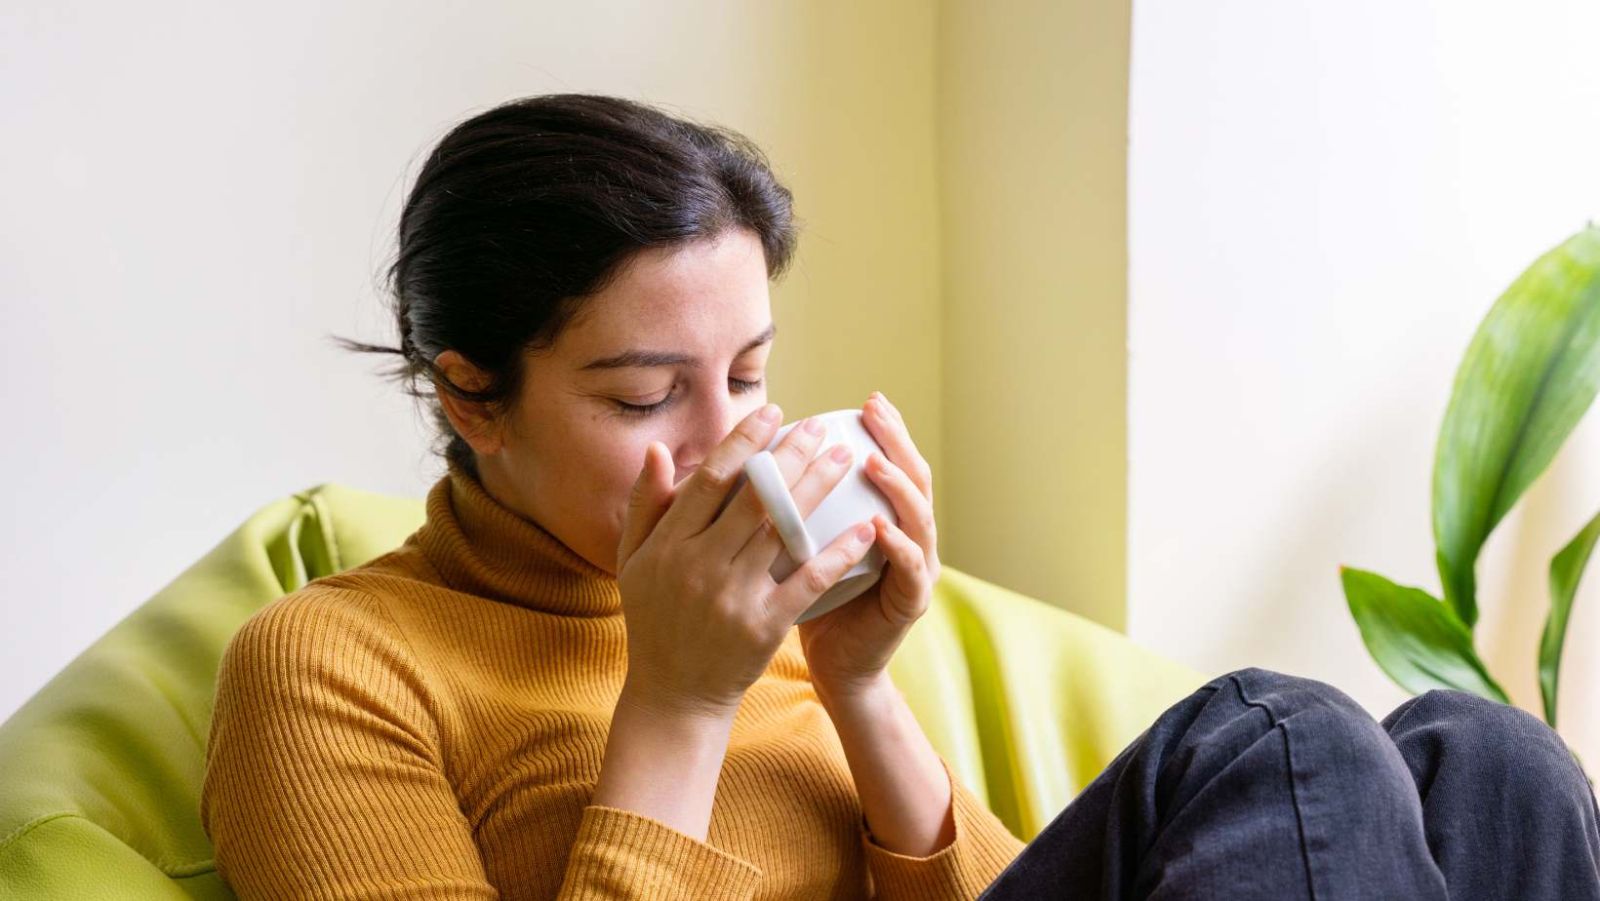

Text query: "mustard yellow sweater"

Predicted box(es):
[200, 460, 1026, 899]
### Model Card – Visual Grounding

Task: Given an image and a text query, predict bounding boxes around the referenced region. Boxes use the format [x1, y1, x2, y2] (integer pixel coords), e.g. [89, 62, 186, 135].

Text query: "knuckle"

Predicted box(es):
[781, 420, 819, 450]
[715, 592, 746, 623]
[681, 564, 715, 600]
[779, 443, 816, 477]
[805, 455, 836, 484]
[790, 458, 831, 503]
[803, 564, 833, 596]
[739, 415, 773, 445]
[716, 591, 756, 628]
[717, 590, 761, 627]
[773, 437, 810, 470]
[693, 461, 739, 493]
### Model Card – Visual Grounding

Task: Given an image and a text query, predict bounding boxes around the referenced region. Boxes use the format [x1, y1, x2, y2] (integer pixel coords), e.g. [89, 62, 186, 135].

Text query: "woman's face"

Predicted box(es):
[444, 226, 776, 577]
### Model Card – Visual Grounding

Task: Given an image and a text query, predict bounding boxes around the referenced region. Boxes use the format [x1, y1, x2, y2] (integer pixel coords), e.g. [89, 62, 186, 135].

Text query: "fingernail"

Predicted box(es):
[829, 444, 852, 463]
[855, 522, 874, 542]
[759, 403, 780, 422]
[802, 416, 825, 435]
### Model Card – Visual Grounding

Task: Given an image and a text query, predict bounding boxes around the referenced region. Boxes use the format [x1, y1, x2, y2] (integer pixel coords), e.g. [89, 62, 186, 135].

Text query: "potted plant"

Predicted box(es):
[1341, 223, 1600, 735]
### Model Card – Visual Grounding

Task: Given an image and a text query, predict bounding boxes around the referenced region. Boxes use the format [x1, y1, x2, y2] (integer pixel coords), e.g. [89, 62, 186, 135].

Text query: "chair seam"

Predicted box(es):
[309, 489, 345, 573]
[0, 811, 217, 878]
[0, 811, 75, 854]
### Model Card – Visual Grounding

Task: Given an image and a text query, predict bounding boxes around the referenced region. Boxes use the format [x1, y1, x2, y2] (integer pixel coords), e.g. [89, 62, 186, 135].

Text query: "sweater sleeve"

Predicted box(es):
[554, 804, 764, 899]
[858, 755, 1027, 900]
[201, 590, 498, 899]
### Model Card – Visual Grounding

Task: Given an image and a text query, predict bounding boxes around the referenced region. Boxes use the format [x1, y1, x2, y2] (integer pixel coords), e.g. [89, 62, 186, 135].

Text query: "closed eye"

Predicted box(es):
[612, 377, 765, 418]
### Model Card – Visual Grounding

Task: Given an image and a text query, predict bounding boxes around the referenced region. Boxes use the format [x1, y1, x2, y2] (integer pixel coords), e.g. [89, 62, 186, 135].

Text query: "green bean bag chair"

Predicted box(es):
[0, 483, 1202, 898]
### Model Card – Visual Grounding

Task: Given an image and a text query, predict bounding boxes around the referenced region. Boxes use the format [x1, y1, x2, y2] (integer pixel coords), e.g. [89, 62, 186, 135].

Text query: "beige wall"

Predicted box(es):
[768, 0, 1137, 634]
[760, 2, 946, 541]
[936, 0, 1132, 631]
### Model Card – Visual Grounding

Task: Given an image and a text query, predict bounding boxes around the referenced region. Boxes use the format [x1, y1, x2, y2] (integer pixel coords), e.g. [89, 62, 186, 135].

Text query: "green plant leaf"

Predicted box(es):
[1434, 225, 1600, 628]
[1341, 566, 1509, 702]
[1540, 508, 1600, 728]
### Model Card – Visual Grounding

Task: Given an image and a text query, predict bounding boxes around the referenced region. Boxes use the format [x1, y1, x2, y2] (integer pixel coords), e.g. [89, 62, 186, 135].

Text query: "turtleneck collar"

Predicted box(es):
[411, 458, 622, 617]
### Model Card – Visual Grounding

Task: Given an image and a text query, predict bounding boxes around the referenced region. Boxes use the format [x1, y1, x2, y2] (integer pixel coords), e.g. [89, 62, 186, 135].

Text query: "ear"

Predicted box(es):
[433, 349, 505, 456]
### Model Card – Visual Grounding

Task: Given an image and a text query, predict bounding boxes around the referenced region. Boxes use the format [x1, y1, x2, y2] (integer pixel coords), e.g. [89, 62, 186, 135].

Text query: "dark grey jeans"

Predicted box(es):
[977, 667, 1600, 900]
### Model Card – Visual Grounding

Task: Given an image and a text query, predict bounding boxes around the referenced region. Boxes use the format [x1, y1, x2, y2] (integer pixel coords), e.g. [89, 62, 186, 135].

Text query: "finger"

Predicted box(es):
[731, 437, 858, 576]
[659, 404, 783, 539]
[863, 395, 933, 501]
[870, 390, 904, 425]
[617, 441, 673, 570]
[767, 518, 877, 622]
[872, 514, 931, 604]
[702, 414, 829, 558]
[862, 450, 937, 555]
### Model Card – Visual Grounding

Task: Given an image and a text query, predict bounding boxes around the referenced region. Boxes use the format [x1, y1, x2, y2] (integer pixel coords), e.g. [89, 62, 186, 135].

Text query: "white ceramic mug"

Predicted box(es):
[719, 409, 897, 624]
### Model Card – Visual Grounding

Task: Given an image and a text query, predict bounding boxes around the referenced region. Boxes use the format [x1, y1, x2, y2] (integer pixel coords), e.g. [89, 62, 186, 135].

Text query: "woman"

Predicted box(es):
[199, 93, 1600, 900]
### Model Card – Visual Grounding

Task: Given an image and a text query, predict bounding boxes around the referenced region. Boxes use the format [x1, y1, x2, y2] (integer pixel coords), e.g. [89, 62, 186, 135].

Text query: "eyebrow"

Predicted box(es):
[578, 323, 777, 371]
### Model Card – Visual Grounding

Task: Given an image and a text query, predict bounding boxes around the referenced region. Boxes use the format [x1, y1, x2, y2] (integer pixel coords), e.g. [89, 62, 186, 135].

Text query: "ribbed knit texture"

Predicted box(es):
[200, 459, 1026, 899]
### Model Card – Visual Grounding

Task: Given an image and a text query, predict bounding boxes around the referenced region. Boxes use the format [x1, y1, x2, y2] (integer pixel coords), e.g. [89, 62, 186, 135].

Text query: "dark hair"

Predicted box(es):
[333, 93, 800, 477]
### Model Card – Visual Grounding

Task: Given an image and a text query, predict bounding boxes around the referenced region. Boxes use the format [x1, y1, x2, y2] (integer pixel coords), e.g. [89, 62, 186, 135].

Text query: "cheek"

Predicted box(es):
[536, 418, 638, 507]
[594, 440, 653, 529]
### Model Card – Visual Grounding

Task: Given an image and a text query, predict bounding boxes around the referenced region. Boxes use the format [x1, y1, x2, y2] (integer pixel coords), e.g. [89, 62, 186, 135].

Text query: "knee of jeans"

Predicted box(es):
[1254, 692, 1424, 808]
[1393, 689, 1587, 793]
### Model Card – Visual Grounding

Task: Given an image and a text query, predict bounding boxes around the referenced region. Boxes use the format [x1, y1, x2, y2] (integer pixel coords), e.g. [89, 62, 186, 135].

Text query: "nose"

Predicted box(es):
[671, 398, 763, 486]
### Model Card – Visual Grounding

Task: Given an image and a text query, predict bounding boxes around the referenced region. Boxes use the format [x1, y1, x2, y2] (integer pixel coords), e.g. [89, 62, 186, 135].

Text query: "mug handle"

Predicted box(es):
[743, 450, 818, 564]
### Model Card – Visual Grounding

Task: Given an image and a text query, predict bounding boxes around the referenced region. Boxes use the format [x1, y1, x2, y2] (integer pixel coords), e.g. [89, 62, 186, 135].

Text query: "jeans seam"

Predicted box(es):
[1226, 672, 1320, 901]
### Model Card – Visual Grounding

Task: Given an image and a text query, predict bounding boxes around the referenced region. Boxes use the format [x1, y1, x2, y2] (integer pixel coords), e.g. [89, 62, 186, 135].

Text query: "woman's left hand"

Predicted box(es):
[797, 391, 941, 702]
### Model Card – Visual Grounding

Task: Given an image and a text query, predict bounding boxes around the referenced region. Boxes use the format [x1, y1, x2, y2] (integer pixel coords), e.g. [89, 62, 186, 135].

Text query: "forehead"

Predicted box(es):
[560, 230, 773, 363]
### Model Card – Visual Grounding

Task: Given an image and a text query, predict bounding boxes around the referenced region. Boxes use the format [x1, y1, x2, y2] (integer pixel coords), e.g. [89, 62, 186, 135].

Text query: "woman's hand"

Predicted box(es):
[798, 391, 942, 703]
[614, 403, 877, 721]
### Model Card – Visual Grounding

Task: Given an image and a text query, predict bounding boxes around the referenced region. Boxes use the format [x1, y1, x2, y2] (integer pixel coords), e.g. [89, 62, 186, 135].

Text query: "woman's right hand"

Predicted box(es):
[614, 403, 876, 721]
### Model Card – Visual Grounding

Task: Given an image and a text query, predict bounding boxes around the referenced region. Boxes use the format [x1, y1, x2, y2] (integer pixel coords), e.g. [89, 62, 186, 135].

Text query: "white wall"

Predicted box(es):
[0, 0, 947, 721]
[1128, 0, 1600, 761]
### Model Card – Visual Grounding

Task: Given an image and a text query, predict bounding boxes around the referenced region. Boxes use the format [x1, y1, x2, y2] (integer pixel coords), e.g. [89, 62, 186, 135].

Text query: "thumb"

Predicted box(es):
[617, 441, 673, 569]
